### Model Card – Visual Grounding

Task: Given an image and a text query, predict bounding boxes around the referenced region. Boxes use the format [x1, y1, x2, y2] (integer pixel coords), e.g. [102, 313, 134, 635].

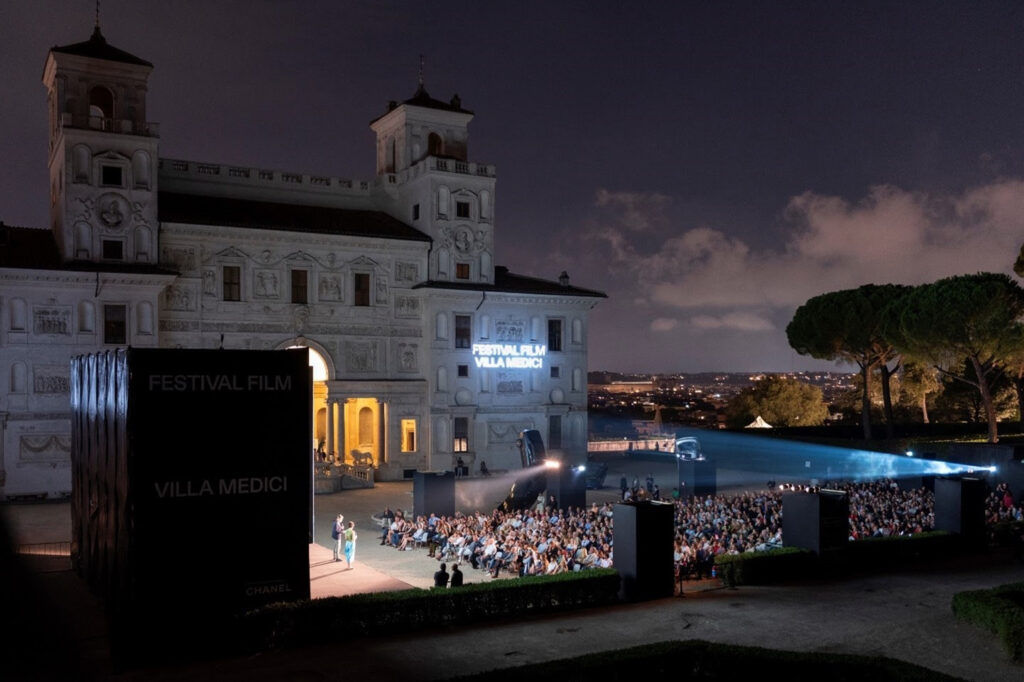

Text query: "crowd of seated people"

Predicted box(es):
[379, 477, 1020, 582]
[986, 482, 1024, 523]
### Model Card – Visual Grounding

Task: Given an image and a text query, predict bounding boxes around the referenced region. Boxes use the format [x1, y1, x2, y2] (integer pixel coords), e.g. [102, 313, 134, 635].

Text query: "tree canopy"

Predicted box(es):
[888, 272, 1024, 442]
[724, 374, 828, 429]
[786, 284, 908, 439]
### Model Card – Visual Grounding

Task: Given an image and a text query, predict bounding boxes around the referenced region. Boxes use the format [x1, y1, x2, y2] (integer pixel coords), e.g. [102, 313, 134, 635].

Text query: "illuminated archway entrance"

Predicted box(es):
[284, 342, 330, 459]
[341, 398, 381, 467]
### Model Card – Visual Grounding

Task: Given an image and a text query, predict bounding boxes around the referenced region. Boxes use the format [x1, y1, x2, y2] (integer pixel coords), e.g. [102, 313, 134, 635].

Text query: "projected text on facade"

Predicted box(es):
[472, 343, 546, 369]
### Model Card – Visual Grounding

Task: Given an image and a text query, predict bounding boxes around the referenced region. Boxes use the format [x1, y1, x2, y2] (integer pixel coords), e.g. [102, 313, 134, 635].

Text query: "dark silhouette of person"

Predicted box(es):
[450, 563, 464, 587]
[434, 562, 449, 588]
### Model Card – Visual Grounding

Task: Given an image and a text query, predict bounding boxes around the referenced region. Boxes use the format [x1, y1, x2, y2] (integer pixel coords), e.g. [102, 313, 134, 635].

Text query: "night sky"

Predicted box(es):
[2, 1, 1022, 373]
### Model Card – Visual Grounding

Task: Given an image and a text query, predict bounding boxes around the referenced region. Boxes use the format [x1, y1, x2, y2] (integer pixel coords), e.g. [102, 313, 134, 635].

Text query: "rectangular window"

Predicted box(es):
[412, 204, 420, 221]
[548, 319, 563, 352]
[455, 262, 470, 280]
[455, 314, 471, 349]
[550, 366, 560, 379]
[103, 304, 127, 345]
[100, 165, 123, 187]
[548, 415, 562, 450]
[223, 265, 241, 301]
[456, 201, 470, 218]
[291, 269, 308, 304]
[354, 273, 370, 306]
[101, 240, 123, 260]
[401, 419, 417, 453]
[453, 417, 469, 453]
[457, 364, 468, 377]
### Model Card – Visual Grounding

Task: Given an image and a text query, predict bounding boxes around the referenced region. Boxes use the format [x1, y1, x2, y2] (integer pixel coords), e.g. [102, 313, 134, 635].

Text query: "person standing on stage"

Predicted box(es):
[332, 514, 344, 561]
[344, 520, 357, 569]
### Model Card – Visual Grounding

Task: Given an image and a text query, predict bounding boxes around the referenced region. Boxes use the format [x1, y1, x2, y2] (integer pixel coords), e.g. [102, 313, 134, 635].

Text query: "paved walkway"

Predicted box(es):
[3, 469, 1023, 681]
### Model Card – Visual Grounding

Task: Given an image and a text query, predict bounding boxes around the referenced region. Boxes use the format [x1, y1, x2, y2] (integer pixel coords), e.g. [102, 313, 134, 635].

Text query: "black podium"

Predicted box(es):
[934, 477, 985, 538]
[613, 501, 674, 601]
[413, 471, 456, 519]
[546, 463, 587, 510]
[677, 457, 717, 499]
[782, 489, 849, 554]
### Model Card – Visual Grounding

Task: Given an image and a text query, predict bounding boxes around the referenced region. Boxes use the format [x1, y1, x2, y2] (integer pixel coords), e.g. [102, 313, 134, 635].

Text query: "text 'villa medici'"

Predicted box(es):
[154, 476, 289, 499]
[147, 374, 294, 392]
[471, 343, 547, 369]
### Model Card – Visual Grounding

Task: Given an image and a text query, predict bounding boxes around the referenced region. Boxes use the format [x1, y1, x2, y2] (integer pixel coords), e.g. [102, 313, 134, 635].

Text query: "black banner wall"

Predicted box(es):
[71, 348, 312, 662]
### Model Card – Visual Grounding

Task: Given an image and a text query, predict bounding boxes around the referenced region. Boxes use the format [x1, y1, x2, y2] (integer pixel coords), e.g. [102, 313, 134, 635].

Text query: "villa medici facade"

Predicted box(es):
[0, 27, 604, 499]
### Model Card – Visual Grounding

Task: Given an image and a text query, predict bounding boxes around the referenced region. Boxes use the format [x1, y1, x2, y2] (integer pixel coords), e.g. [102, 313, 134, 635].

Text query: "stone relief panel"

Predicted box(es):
[19, 434, 71, 464]
[74, 196, 94, 222]
[375, 276, 389, 304]
[345, 341, 378, 372]
[319, 274, 343, 301]
[97, 192, 129, 232]
[397, 342, 418, 372]
[487, 420, 534, 445]
[394, 295, 420, 318]
[33, 365, 70, 394]
[131, 201, 150, 228]
[254, 270, 280, 298]
[495, 318, 525, 342]
[164, 284, 197, 311]
[395, 261, 418, 283]
[33, 306, 71, 335]
[162, 245, 197, 273]
[496, 372, 524, 394]
[202, 269, 216, 297]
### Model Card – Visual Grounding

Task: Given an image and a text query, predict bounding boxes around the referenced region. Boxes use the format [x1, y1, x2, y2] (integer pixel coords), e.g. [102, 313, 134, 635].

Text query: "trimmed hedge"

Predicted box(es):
[714, 531, 965, 587]
[444, 639, 963, 681]
[714, 547, 814, 587]
[951, 581, 1024, 662]
[238, 568, 620, 652]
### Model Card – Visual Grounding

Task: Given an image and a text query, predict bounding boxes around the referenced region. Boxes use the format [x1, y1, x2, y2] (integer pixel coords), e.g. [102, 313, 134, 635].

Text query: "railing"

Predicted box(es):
[587, 437, 675, 453]
[159, 158, 368, 194]
[315, 462, 375, 485]
[426, 156, 495, 177]
[59, 112, 159, 137]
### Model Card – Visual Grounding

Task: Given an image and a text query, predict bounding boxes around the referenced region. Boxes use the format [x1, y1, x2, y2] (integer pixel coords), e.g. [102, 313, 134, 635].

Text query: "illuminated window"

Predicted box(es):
[455, 262, 470, 279]
[354, 273, 370, 306]
[456, 201, 470, 218]
[548, 319, 563, 352]
[223, 265, 241, 301]
[103, 304, 127, 345]
[291, 269, 308, 304]
[453, 417, 469, 452]
[401, 419, 417, 452]
[455, 315, 471, 349]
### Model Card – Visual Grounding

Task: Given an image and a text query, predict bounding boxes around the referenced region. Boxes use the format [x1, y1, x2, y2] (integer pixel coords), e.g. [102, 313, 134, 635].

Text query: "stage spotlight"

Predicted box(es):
[544, 460, 561, 470]
[575, 465, 586, 473]
[905, 451, 914, 457]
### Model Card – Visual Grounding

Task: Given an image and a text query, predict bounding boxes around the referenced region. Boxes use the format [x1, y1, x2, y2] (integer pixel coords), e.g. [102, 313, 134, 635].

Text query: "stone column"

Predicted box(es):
[335, 399, 347, 464]
[325, 398, 335, 460]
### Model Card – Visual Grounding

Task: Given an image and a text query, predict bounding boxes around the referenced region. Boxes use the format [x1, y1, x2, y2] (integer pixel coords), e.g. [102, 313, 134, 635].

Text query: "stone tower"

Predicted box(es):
[42, 26, 159, 265]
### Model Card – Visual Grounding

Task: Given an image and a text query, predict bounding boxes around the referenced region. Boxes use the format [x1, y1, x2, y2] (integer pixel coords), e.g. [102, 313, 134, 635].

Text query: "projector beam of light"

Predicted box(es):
[672, 428, 993, 483]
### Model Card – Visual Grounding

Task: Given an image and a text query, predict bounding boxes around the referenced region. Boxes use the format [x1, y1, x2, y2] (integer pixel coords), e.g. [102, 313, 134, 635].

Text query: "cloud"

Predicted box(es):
[650, 317, 680, 332]
[546, 179, 1024, 371]
[586, 180, 1023, 314]
[690, 312, 776, 331]
[593, 189, 672, 233]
